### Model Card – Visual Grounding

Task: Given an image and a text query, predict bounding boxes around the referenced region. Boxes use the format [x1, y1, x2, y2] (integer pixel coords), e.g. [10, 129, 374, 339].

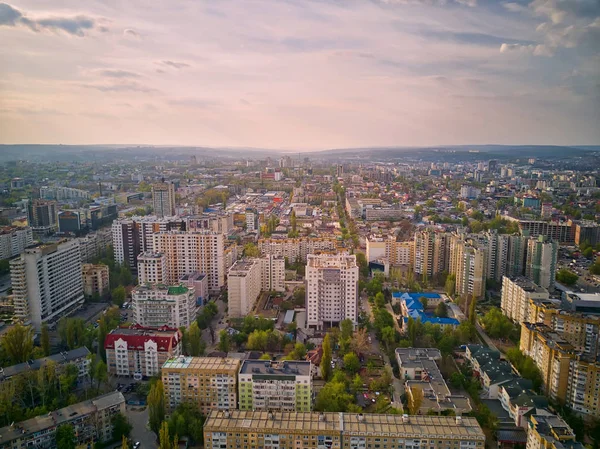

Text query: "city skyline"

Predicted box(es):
[1, 0, 599, 149]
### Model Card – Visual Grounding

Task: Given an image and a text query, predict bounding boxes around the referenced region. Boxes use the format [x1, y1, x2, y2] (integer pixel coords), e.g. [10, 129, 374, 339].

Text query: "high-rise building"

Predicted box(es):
[104, 325, 182, 379]
[137, 252, 168, 284]
[414, 229, 435, 278]
[450, 237, 487, 299]
[228, 259, 262, 318]
[520, 322, 600, 418]
[238, 360, 312, 412]
[501, 277, 549, 324]
[111, 216, 186, 271]
[204, 411, 485, 449]
[367, 235, 414, 267]
[526, 413, 584, 449]
[132, 284, 196, 328]
[0, 226, 33, 260]
[10, 240, 84, 330]
[575, 221, 600, 247]
[27, 199, 57, 235]
[0, 391, 126, 449]
[162, 356, 240, 413]
[152, 181, 176, 218]
[260, 254, 286, 292]
[525, 236, 558, 290]
[306, 254, 359, 329]
[151, 231, 225, 293]
[82, 263, 110, 298]
[245, 208, 259, 233]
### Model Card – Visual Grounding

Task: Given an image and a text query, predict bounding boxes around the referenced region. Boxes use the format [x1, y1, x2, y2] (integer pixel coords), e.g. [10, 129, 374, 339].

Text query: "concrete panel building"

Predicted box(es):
[132, 284, 196, 328]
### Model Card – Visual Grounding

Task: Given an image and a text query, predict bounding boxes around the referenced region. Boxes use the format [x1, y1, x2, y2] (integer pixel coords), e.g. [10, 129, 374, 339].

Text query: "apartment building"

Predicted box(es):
[204, 410, 486, 449]
[186, 212, 233, 235]
[520, 322, 600, 418]
[137, 252, 168, 284]
[0, 347, 90, 385]
[574, 221, 600, 247]
[258, 237, 338, 263]
[152, 181, 176, 218]
[179, 272, 209, 305]
[526, 237, 558, 290]
[151, 231, 225, 293]
[162, 356, 240, 413]
[77, 228, 112, 263]
[239, 360, 312, 412]
[246, 208, 260, 233]
[366, 235, 414, 267]
[306, 254, 359, 329]
[111, 216, 186, 271]
[0, 226, 33, 260]
[228, 259, 262, 318]
[132, 284, 196, 328]
[27, 199, 57, 235]
[516, 220, 575, 244]
[414, 229, 436, 278]
[0, 391, 125, 449]
[10, 240, 84, 331]
[261, 254, 286, 292]
[450, 238, 487, 299]
[501, 277, 549, 324]
[105, 325, 182, 379]
[526, 413, 584, 449]
[82, 263, 110, 298]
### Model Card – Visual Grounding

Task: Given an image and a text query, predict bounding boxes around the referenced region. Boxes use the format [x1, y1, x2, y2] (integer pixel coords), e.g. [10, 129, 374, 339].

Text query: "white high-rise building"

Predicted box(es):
[10, 240, 84, 330]
[245, 208, 259, 233]
[132, 284, 196, 328]
[258, 237, 338, 263]
[137, 252, 168, 284]
[228, 259, 262, 318]
[501, 276, 549, 324]
[306, 254, 358, 329]
[151, 231, 225, 293]
[526, 236, 558, 290]
[0, 226, 33, 260]
[260, 254, 285, 292]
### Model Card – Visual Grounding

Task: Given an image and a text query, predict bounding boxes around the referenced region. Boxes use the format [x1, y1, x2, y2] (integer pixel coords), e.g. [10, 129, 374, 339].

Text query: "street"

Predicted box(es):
[128, 406, 156, 449]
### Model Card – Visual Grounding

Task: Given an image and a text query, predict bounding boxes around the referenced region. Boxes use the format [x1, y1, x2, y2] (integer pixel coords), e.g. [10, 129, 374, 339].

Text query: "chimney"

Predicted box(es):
[319, 413, 326, 422]
[357, 414, 364, 422]
[402, 414, 409, 423]
[456, 416, 462, 425]
[224, 410, 230, 418]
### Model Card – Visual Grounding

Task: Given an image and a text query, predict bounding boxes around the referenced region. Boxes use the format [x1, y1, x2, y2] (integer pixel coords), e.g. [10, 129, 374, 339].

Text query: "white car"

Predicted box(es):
[134, 442, 140, 449]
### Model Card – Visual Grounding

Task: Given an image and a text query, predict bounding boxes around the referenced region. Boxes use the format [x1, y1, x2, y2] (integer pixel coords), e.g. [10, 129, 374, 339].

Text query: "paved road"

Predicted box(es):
[128, 406, 156, 449]
[202, 298, 227, 349]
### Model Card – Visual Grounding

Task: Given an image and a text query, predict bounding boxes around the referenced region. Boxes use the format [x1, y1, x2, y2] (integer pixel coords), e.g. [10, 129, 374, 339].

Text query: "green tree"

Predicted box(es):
[343, 352, 360, 374]
[188, 322, 205, 356]
[469, 295, 477, 325]
[55, 424, 76, 449]
[445, 274, 456, 297]
[291, 210, 297, 232]
[314, 381, 354, 412]
[218, 330, 231, 354]
[159, 421, 171, 449]
[40, 323, 51, 356]
[420, 297, 428, 310]
[340, 319, 354, 341]
[148, 380, 165, 435]
[121, 435, 129, 449]
[243, 243, 260, 258]
[112, 285, 127, 307]
[408, 386, 423, 415]
[321, 334, 332, 381]
[434, 302, 448, 318]
[556, 268, 578, 286]
[98, 315, 109, 362]
[2, 323, 34, 364]
[112, 412, 133, 442]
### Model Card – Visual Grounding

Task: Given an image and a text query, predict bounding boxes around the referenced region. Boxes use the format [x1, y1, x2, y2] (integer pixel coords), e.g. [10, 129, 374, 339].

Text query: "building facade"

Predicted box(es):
[228, 259, 262, 318]
[306, 254, 359, 329]
[238, 360, 312, 412]
[137, 252, 168, 284]
[0, 226, 33, 260]
[132, 284, 196, 328]
[525, 237, 558, 290]
[501, 277, 549, 324]
[258, 237, 338, 263]
[10, 240, 84, 330]
[104, 325, 182, 379]
[27, 199, 57, 235]
[152, 181, 176, 218]
[82, 263, 110, 298]
[162, 356, 240, 413]
[204, 411, 486, 449]
[526, 413, 584, 449]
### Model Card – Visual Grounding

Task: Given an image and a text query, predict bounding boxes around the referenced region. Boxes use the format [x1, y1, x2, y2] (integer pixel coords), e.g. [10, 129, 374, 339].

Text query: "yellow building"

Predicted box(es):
[204, 410, 486, 449]
[520, 322, 600, 418]
[526, 413, 583, 449]
[161, 356, 240, 414]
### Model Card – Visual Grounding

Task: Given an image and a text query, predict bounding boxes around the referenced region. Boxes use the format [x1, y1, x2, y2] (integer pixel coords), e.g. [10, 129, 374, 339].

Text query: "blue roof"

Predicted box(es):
[395, 292, 459, 327]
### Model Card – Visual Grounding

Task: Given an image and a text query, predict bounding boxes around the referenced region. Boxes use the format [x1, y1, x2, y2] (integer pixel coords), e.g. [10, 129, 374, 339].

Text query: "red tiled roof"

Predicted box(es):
[104, 325, 181, 351]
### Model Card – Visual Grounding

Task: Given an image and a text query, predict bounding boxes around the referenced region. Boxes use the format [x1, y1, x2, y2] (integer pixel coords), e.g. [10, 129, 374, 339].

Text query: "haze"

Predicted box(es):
[1, 0, 599, 149]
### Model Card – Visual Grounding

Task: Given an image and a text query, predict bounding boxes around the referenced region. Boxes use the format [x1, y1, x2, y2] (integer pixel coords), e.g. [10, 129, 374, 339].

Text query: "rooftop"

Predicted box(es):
[240, 359, 311, 376]
[162, 356, 240, 372]
[0, 347, 90, 379]
[204, 410, 485, 439]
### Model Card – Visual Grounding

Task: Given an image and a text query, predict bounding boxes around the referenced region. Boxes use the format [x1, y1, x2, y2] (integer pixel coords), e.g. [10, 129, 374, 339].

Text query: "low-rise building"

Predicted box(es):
[82, 263, 110, 298]
[132, 283, 196, 328]
[204, 410, 486, 449]
[162, 356, 240, 413]
[526, 413, 584, 449]
[105, 325, 182, 379]
[0, 391, 125, 449]
[179, 272, 209, 305]
[238, 360, 312, 412]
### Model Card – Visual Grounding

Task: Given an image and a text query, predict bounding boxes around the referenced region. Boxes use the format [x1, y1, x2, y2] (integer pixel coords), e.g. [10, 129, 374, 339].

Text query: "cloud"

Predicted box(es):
[503, 2, 527, 13]
[160, 60, 191, 69]
[95, 69, 141, 79]
[500, 42, 553, 56]
[378, 0, 477, 5]
[0, 2, 98, 36]
[123, 28, 141, 39]
[531, 0, 600, 23]
[81, 81, 157, 93]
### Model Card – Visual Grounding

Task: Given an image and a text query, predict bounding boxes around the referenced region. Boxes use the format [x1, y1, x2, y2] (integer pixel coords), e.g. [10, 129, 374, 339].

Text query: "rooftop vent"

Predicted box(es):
[402, 414, 409, 423]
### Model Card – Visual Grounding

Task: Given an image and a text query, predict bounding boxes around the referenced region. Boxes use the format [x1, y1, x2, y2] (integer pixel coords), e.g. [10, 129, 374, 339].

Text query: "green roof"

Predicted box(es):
[168, 285, 189, 295]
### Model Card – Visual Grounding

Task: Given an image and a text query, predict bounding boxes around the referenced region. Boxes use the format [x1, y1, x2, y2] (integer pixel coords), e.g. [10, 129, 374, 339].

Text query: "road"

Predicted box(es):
[128, 406, 156, 449]
[362, 292, 404, 411]
[202, 298, 227, 349]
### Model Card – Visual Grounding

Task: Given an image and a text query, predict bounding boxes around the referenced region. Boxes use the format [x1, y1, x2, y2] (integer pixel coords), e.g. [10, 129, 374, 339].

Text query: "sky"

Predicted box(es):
[0, 0, 599, 150]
